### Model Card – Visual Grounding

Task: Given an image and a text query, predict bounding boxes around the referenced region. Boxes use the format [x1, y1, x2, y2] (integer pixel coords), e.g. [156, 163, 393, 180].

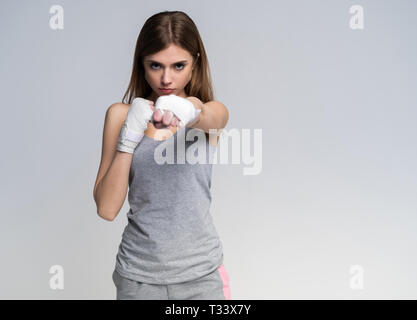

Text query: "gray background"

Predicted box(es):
[1, 0, 416, 299]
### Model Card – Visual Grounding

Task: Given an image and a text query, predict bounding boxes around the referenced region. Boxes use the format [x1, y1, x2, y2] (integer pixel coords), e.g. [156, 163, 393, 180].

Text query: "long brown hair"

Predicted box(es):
[122, 11, 215, 104]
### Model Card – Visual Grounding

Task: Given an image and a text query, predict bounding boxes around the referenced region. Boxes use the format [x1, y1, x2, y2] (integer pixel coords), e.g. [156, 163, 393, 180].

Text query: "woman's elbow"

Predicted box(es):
[96, 206, 116, 222]
[220, 104, 229, 129]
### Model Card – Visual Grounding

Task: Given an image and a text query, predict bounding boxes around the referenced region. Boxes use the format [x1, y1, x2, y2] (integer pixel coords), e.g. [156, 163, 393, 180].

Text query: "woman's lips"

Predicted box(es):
[160, 88, 174, 94]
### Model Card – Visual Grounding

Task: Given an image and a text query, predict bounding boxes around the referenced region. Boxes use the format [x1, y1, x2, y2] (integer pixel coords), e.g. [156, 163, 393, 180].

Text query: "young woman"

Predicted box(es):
[93, 11, 231, 300]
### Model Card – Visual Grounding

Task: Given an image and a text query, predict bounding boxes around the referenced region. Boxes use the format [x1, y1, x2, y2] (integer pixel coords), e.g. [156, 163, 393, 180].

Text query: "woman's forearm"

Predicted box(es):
[95, 151, 133, 221]
[186, 97, 229, 133]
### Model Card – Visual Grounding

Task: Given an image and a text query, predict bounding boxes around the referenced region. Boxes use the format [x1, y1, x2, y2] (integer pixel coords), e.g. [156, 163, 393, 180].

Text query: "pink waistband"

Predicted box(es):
[218, 264, 231, 300]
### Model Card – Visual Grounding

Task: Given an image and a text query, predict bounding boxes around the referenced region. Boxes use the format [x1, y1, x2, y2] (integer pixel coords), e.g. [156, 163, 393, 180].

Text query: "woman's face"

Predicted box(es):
[143, 43, 198, 102]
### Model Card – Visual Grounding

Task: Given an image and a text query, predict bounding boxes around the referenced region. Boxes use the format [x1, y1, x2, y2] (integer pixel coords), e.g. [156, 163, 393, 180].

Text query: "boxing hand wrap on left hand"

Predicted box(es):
[154, 94, 201, 127]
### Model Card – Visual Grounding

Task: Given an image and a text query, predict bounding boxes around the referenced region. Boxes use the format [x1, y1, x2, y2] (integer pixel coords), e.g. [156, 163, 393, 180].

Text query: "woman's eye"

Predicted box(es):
[150, 63, 185, 70]
[175, 63, 184, 70]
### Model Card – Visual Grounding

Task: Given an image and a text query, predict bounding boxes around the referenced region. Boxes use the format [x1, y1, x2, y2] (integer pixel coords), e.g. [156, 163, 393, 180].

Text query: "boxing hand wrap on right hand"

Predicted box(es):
[117, 97, 154, 154]
[154, 94, 201, 127]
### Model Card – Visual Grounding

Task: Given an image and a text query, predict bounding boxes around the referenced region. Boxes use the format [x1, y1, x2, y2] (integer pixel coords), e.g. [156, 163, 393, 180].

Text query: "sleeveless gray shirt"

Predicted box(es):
[114, 127, 224, 285]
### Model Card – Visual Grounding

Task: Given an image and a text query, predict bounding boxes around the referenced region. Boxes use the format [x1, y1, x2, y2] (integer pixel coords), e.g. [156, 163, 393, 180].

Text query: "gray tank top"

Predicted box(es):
[114, 126, 224, 285]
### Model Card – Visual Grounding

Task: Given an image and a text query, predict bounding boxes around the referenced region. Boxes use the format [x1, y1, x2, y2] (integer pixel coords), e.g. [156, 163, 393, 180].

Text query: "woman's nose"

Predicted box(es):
[161, 71, 173, 83]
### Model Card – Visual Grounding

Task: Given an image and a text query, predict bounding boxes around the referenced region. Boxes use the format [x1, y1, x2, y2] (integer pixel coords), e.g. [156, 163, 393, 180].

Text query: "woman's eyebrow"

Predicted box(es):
[146, 59, 188, 65]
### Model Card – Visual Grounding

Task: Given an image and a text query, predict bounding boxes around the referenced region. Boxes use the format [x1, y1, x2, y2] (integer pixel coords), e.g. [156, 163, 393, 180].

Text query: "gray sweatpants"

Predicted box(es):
[112, 264, 231, 300]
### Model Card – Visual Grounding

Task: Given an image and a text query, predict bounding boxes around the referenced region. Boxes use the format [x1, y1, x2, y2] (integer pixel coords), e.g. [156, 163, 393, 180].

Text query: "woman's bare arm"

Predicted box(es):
[93, 103, 131, 221]
[186, 97, 229, 146]
[187, 97, 229, 132]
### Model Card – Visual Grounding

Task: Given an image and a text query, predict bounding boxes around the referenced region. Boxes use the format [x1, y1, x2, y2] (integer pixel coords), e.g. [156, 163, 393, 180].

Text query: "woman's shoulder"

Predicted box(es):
[106, 102, 129, 120]
[101, 103, 130, 132]
[108, 102, 129, 112]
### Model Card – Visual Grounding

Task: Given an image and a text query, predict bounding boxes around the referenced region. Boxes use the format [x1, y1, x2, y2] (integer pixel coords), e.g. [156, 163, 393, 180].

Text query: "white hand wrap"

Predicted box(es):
[154, 94, 201, 127]
[117, 97, 154, 154]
